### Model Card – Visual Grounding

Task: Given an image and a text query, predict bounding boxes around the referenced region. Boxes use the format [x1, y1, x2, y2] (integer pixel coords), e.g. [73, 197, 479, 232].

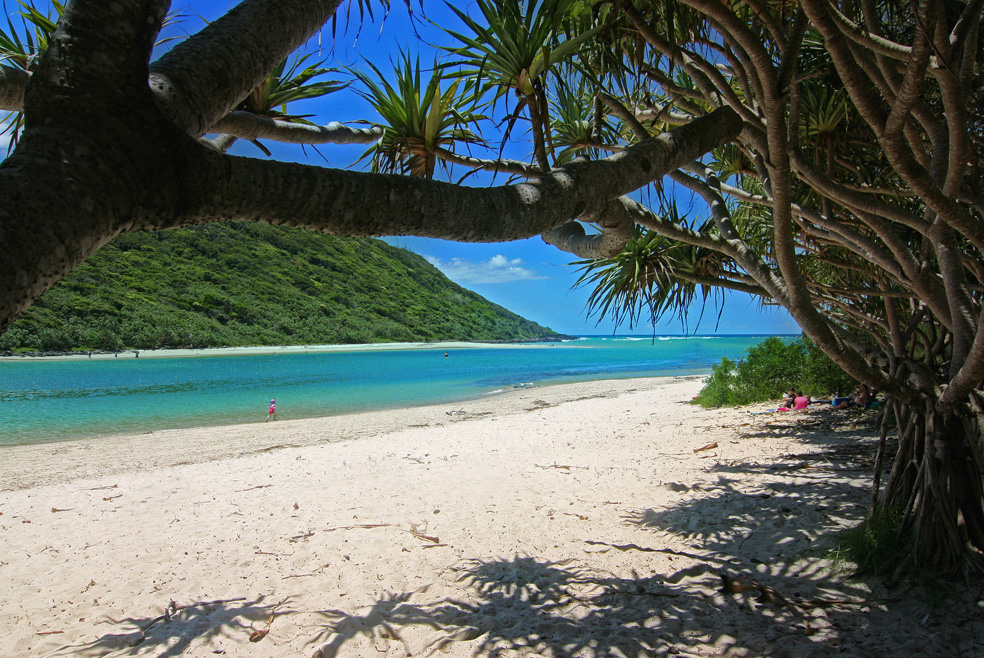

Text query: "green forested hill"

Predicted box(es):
[0, 223, 562, 351]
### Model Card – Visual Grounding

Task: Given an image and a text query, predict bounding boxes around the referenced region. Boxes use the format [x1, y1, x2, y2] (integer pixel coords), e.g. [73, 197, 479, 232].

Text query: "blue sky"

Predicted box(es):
[5, 1, 800, 336]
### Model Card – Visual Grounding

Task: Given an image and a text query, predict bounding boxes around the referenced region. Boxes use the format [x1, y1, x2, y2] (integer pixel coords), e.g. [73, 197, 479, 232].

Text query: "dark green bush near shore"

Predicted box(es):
[694, 335, 856, 407]
[0, 223, 561, 352]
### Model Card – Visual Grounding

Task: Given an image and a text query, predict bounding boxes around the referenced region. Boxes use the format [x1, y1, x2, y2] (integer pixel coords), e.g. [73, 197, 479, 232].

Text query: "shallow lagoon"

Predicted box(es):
[0, 335, 780, 445]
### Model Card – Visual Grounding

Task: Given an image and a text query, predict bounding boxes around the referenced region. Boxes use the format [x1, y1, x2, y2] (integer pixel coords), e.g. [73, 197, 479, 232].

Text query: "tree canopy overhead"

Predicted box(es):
[1, 0, 983, 570]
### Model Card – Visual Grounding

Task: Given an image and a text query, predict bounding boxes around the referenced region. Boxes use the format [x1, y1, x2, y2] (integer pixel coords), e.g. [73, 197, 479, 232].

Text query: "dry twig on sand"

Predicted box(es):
[249, 614, 275, 642]
[324, 523, 391, 532]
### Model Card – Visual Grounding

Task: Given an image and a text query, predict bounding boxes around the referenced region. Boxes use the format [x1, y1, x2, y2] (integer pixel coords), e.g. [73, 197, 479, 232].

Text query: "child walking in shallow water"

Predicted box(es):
[266, 399, 276, 421]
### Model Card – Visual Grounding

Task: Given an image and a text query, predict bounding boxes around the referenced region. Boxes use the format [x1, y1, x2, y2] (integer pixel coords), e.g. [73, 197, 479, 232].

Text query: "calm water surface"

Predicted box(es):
[0, 335, 780, 446]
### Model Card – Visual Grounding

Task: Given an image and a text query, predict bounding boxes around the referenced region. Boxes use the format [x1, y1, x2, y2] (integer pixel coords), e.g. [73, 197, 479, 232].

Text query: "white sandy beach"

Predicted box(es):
[2, 376, 981, 657]
[0, 341, 565, 362]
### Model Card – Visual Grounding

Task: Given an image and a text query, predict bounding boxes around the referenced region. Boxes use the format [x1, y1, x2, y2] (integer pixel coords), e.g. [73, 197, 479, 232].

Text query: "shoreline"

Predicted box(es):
[0, 375, 704, 491]
[0, 339, 575, 362]
[0, 333, 791, 362]
[1, 370, 713, 450]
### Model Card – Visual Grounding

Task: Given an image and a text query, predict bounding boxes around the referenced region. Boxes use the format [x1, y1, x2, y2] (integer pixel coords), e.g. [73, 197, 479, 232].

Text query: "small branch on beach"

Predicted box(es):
[693, 442, 718, 453]
[87, 484, 117, 490]
[325, 523, 392, 532]
[719, 572, 884, 609]
[536, 464, 585, 472]
[235, 485, 273, 492]
[50, 507, 73, 512]
[35, 630, 64, 635]
[769, 462, 812, 471]
[249, 614, 275, 642]
[404, 456, 426, 464]
[289, 531, 315, 542]
[103, 494, 123, 501]
[408, 525, 441, 544]
[583, 540, 729, 564]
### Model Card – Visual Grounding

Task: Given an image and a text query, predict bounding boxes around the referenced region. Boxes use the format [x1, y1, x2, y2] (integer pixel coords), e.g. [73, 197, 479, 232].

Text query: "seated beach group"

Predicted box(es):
[777, 383, 874, 411]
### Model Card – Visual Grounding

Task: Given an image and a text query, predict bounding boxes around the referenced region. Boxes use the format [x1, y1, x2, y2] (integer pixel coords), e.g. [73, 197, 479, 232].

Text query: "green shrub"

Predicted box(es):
[695, 335, 855, 407]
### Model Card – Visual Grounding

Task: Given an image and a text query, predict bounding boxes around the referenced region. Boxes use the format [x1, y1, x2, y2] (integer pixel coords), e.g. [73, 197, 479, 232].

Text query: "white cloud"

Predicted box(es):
[425, 254, 547, 284]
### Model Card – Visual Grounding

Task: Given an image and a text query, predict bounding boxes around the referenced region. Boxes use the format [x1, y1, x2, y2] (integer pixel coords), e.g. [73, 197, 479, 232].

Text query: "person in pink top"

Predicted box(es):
[266, 398, 277, 421]
[793, 391, 810, 410]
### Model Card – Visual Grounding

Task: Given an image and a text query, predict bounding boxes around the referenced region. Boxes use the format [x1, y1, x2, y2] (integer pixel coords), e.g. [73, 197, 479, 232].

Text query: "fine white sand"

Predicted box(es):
[1, 376, 981, 657]
[0, 340, 563, 362]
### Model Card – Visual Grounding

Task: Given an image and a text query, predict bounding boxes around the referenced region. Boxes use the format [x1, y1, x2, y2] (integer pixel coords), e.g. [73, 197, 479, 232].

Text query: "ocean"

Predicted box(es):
[0, 335, 780, 446]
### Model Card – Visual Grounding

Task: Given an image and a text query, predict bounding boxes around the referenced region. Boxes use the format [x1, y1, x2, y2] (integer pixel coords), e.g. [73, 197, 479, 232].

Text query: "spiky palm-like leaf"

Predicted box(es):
[549, 82, 619, 164]
[440, 0, 601, 167]
[798, 83, 848, 147]
[573, 222, 732, 330]
[442, 0, 599, 100]
[236, 53, 348, 123]
[352, 52, 486, 177]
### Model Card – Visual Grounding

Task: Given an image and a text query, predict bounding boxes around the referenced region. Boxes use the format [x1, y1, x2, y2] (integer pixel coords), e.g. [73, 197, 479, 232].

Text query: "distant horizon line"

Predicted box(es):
[567, 332, 800, 337]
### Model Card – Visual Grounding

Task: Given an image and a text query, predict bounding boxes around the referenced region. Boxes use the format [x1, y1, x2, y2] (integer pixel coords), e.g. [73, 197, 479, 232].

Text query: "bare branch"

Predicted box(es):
[209, 112, 382, 145]
[187, 108, 743, 243]
[432, 147, 543, 179]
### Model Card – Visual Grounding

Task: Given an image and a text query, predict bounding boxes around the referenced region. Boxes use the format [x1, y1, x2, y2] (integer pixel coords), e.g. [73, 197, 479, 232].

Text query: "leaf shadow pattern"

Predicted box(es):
[44, 595, 290, 657]
[308, 423, 984, 657]
[312, 555, 718, 657]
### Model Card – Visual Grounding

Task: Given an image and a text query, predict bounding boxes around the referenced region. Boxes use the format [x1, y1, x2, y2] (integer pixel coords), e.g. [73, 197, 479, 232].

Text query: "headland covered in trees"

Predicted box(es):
[0, 223, 564, 353]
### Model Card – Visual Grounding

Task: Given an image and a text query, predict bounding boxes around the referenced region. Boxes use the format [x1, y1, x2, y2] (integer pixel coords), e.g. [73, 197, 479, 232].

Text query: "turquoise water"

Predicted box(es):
[0, 335, 779, 446]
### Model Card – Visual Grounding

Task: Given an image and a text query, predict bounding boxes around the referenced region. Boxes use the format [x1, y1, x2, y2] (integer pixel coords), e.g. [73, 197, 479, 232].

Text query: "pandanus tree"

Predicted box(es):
[0, 0, 981, 572]
[569, 0, 984, 572]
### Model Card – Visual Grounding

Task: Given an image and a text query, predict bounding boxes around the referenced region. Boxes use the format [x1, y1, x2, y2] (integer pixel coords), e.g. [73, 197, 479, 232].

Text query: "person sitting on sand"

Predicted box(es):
[834, 384, 870, 409]
[266, 398, 277, 421]
[793, 391, 810, 410]
[779, 388, 797, 409]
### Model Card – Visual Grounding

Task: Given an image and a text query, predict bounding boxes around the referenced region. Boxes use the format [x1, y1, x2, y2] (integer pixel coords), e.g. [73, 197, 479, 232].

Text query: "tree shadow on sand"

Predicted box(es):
[45, 595, 291, 657]
[312, 555, 709, 657]
[310, 420, 984, 657]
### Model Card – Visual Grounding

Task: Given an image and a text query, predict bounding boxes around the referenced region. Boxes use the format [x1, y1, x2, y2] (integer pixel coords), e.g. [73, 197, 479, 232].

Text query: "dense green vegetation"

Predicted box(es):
[694, 336, 856, 408]
[0, 223, 561, 352]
